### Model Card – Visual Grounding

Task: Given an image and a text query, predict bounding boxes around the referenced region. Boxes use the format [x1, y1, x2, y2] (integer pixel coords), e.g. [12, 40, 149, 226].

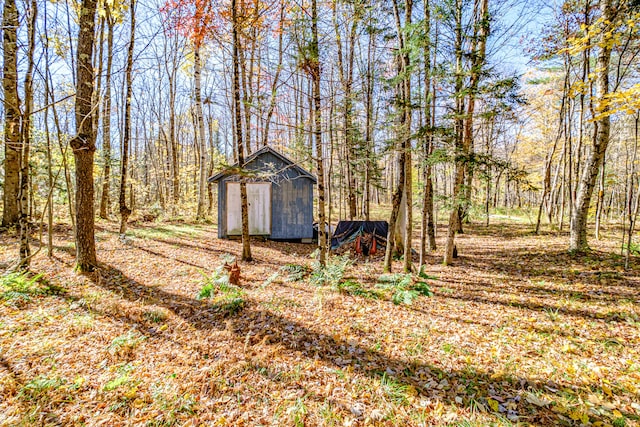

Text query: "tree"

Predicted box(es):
[383, 0, 412, 273]
[443, 0, 490, 265]
[17, 0, 38, 269]
[161, 0, 215, 219]
[99, 5, 115, 219]
[2, 0, 21, 229]
[333, 0, 362, 220]
[570, 0, 618, 251]
[119, 0, 136, 236]
[70, 0, 99, 271]
[231, 0, 252, 261]
[420, 0, 437, 264]
[194, 43, 208, 219]
[313, 0, 328, 266]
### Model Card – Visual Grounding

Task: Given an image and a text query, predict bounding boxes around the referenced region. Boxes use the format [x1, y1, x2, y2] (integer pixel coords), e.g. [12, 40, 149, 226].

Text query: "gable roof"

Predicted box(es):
[208, 145, 317, 183]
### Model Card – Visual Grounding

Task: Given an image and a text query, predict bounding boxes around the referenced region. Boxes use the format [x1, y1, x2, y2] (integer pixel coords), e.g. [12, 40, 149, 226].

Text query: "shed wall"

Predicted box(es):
[270, 179, 314, 239]
[215, 150, 314, 240]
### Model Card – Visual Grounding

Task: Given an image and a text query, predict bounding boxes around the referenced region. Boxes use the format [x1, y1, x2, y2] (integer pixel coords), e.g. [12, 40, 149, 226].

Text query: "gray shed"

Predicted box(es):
[208, 146, 316, 241]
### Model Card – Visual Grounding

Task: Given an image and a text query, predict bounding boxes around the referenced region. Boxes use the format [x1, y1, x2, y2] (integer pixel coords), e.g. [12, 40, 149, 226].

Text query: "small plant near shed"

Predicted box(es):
[197, 266, 245, 315]
[281, 264, 310, 282]
[336, 280, 381, 300]
[310, 254, 352, 288]
[376, 273, 433, 306]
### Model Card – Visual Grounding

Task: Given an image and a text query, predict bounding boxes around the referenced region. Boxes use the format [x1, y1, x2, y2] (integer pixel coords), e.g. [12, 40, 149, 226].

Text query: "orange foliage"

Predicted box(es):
[160, 0, 218, 48]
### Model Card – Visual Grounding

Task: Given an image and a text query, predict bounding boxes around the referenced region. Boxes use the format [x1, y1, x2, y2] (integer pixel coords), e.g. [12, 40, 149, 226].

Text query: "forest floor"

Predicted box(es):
[1, 219, 639, 426]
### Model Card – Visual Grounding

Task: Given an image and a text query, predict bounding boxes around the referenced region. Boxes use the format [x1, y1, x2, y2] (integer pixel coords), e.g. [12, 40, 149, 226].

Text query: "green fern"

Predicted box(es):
[310, 255, 352, 287]
[376, 273, 433, 305]
[337, 280, 381, 299]
[1, 272, 48, 306]
[197, 267, 245, 315]
[281, 264, 310, 282]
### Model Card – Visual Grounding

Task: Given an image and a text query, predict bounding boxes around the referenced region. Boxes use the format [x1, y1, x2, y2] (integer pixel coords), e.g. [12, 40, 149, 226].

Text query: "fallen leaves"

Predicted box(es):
[1, 221, 639, 425]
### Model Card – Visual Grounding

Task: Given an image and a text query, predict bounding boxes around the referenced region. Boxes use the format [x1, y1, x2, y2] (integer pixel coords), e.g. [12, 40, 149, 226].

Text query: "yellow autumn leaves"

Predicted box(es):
[562, 11, 640, 119]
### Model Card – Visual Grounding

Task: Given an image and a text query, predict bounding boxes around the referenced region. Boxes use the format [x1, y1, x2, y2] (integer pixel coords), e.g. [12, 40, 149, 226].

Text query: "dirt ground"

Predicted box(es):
[1, 220, 639, 426]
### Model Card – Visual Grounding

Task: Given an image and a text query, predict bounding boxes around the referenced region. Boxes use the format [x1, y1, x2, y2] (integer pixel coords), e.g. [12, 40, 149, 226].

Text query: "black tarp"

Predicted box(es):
[330, 221, 388, 253]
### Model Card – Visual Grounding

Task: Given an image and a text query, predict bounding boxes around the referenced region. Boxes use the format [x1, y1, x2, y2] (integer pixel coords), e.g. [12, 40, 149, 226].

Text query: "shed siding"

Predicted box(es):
[271, 179, 313, 239]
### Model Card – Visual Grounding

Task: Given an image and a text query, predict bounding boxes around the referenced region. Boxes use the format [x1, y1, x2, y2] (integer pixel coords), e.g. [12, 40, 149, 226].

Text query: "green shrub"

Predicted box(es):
[0, 272, 49, 307]
[197, 267, 245, 316]
[623, 241, 640, 255]
[377, 273, 433, 306]
[310, 255, 352, 288]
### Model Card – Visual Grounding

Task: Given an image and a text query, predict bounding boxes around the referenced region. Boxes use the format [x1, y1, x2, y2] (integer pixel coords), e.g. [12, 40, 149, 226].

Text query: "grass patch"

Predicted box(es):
[19, 376, 65, 402]
[104, 363, 135, 391]
[143, 307, 169, 323]
[131, 224, 205, 240]
[107, 330, 147, 358]
[0, 272, 60, 307]
[379, 372, 414, 406]
[149, 384, 197, 426]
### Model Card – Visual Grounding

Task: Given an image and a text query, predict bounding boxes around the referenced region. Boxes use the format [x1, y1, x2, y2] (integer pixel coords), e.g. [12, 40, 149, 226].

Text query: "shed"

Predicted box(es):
[208, 146, 317, 241]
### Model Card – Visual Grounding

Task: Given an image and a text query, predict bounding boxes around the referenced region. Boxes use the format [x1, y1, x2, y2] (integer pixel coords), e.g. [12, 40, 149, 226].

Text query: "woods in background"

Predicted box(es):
[1, 0, 639, 271]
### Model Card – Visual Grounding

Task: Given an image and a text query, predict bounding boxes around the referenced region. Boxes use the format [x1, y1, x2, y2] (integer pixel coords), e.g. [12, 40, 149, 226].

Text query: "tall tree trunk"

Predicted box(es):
[44, 1, 54, 256]
[17, 0, 37, 268]
[232, 0, 252, 261]
[70, 0, 98, 271]
[168, 65, 180, 213]
[384, 0, 411, 273]
[93, 17, 104, 144]
[420, 0, 436, 265]
[444, 0, 489, 265]
[569, 0, 614, 252]
[624, 114, 639, 270]
[311, 0, 327, 266]
[2, 0, 21, 229]
[47, 68, 76, 231]
[363, 20, 374, 221]
[443, 0, 465, 265]
[594, 153, 606, 239]
[536, 87, 565, 234]
[99, 8, 114, 219]
[195, 45, 208, 219]
[333, 1, 359, 220]
[119, 0, 136, 236]
[400, 0, 413, 273]
[261, 3, 285, 147]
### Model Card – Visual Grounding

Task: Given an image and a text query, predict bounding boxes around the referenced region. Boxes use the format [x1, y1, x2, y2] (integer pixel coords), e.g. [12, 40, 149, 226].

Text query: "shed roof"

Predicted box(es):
[208, 145, 317, 183]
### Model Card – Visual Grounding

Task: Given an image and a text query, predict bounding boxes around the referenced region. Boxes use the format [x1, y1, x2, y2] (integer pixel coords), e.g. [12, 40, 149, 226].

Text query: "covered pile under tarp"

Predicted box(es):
[330, 221, 388, 256]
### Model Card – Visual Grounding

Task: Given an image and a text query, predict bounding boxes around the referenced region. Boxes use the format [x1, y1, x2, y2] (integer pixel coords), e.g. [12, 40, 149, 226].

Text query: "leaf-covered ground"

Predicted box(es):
[1, 220, 639, 426]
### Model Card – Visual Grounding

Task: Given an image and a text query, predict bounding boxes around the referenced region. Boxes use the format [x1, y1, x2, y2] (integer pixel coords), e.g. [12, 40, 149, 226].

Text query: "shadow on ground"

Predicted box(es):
[82, 261, 628, 425]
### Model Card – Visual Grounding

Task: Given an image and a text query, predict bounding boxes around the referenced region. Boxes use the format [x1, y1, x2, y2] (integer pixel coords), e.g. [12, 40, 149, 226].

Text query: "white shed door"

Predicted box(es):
[226, 182, 271, 235]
